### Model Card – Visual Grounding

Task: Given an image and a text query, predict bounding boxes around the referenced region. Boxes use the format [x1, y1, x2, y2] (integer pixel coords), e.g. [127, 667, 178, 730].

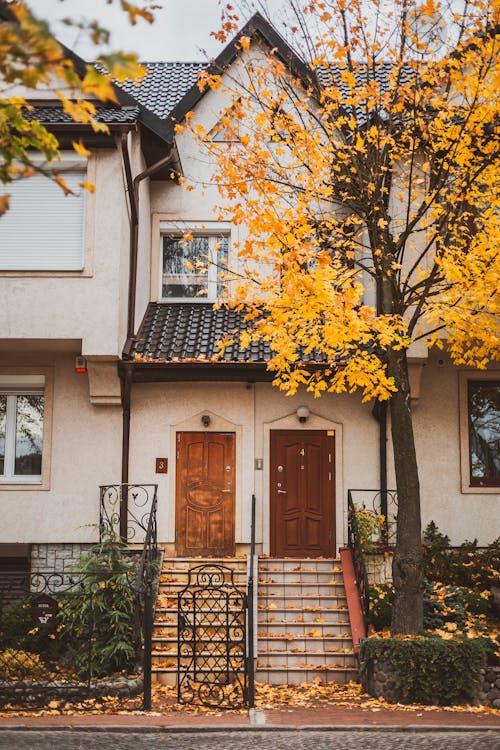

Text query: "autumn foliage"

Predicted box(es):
[183, 0, 499, 635]
[0, 1, 154, 213]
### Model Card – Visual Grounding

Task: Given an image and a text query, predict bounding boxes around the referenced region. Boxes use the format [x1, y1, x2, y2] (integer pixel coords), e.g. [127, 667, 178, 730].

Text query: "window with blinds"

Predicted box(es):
[0, 170, 86, 271]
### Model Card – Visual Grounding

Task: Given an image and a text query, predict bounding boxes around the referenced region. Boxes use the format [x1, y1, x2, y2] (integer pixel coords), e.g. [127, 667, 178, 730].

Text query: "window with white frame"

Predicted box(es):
[160, 229, 229, 301]
[0, 377, 45, 484]
[0, 156, 86, 271]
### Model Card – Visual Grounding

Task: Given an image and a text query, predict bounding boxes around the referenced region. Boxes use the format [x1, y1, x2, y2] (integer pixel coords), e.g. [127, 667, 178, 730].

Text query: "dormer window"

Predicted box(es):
[160, 227, 229, 302]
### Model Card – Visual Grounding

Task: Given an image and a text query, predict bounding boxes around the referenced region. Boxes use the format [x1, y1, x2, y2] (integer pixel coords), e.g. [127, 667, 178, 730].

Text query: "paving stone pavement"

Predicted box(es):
[0, 730, 499, 750]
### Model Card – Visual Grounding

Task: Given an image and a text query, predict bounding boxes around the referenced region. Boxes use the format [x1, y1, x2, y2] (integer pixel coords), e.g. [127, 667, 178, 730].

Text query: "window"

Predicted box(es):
[0, 377, 45, 484]
[161, 231, 229, 301]
[467, 380, 500, 487]
[0, 159, 86, 271]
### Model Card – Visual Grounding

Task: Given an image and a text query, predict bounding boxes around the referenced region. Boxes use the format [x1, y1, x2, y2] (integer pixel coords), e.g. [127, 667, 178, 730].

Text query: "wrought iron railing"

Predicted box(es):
[347, 489, 371, 631]
[99, 484, 158, 547]
[348, 488, 398, 548]
[0, 568, 143, 708]
[177, 564, 247, 708]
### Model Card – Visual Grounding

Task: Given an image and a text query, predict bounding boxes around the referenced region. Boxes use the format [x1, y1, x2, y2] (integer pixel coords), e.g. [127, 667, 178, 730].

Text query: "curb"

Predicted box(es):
[0, 723, 498, 733]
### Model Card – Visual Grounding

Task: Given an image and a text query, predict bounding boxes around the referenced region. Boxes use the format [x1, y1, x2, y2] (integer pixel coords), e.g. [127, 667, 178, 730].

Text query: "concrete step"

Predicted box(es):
[258, 595, 348, 610]
[258, 571, 343, 584]
[257, 650, 355, 668]
[259, 635, 352, 650]
[255, 666, 358, 685]
[258, 558, 341, 573]
[258, 582, 345, 596]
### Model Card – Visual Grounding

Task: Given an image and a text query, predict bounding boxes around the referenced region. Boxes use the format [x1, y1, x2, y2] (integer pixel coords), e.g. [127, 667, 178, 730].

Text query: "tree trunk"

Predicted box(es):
[388, 348, 423, 635]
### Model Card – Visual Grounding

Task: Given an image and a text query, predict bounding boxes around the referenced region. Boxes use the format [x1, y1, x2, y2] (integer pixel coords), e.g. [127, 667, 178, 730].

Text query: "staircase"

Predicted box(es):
[151, 555, 358, 686]
[152, 556, 248, 685]
[256, 558, 358, 684]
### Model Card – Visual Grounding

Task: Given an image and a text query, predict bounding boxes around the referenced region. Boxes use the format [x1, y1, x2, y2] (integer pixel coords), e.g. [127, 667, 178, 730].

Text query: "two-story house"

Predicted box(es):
[1, 9, 498, 684]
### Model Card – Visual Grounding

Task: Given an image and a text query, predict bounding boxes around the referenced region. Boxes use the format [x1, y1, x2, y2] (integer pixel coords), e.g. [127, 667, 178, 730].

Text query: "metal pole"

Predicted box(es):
[247, 493, 256, 708]
[143, 584, 153, 711]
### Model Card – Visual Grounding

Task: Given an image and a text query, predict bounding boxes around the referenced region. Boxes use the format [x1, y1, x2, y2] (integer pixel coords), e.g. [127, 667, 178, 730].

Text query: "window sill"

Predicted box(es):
[0, 478, 47, 491]
[460, 483, 500, 495]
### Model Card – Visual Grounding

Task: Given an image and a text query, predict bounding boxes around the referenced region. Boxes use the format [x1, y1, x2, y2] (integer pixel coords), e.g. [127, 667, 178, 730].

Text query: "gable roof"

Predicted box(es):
[0, 1, 169, 146]
[119, 12, 315, 141]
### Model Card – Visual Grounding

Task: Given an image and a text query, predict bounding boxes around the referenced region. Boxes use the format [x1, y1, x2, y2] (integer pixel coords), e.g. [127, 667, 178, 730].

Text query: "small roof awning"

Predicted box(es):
[123, 302, 327, 384]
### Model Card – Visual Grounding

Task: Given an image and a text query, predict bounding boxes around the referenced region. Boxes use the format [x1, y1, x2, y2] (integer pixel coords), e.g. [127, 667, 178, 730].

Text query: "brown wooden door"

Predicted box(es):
[176, 432, 235, 557]
[270, 430, 334, 557]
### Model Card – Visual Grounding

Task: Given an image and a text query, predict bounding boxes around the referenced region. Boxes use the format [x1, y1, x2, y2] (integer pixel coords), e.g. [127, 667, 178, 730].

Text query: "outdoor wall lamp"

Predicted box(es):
[296, 406, 310, 423]
[201, 414, 211, 427]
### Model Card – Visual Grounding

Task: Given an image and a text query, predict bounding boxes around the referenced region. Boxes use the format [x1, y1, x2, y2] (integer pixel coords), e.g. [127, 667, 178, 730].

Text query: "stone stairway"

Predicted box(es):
[152, 556, 248, 685]
[256, 558, 358, 684]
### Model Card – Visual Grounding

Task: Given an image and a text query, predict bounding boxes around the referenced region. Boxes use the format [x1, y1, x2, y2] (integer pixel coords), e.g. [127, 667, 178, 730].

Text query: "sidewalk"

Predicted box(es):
[1, 705, 499, 731]
[0, 681, 499, 731]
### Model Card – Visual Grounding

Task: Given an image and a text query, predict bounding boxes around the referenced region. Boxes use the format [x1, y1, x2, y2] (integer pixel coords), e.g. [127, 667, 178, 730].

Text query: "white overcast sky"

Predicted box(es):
[27, 0, 291, 62]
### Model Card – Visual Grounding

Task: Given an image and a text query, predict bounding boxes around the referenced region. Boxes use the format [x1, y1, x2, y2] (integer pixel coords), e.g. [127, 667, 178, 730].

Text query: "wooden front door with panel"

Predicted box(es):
[270, 430, 335, 557]
[175, 432, 235, 557]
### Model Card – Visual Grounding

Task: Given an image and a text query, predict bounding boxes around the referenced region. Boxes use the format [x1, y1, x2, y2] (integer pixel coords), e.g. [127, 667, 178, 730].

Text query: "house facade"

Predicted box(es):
[0, 11, 499, 584]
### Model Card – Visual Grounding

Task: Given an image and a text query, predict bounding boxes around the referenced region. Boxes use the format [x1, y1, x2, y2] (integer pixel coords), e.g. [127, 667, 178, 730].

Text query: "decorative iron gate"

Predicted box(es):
[177, 564, 247, 708]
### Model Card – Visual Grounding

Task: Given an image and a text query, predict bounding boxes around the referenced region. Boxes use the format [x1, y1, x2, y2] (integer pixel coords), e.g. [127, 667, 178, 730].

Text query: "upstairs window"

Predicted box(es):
[161, 231, 229, 302]
[468, 380, 500, 487]
[0, 377, 45, 484]
[0, 158, 86, 272]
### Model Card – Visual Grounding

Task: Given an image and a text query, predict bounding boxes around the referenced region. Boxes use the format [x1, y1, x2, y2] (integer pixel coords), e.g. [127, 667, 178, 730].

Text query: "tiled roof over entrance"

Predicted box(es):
[130, 302, 270, 363]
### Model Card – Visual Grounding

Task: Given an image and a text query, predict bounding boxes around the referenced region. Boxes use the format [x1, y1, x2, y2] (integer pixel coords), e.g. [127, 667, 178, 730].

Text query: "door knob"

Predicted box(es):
[277, 489, 287, 494]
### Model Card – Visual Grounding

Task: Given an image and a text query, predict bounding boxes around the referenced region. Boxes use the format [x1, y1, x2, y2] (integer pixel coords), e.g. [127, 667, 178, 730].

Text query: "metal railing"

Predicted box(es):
[347, 490, 371, 631]
[247, 493, 256, 709]
[348, 488, 398, 548]
[99, 484, 159, 547]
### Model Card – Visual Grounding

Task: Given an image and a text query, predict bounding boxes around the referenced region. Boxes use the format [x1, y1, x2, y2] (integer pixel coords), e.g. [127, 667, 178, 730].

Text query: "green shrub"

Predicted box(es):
[354, 505, 386, 552]
[423, 522, 500, 590]
[0, 648, 46, 680]
[360, 636, 491, 705]
[369, 583, 394, 630]
[57, 528, 138, 679]
[0, 596, 63, 662]
[369, 580, 493, 633]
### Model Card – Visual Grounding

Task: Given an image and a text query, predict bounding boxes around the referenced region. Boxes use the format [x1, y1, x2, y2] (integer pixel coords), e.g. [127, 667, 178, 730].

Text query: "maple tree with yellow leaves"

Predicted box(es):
[184, 0, 500, 635]
[0, 0, 155, 215]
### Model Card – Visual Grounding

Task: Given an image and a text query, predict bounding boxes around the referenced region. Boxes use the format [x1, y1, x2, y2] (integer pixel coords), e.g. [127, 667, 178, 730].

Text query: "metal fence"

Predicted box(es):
[0, 484, 159, 711]
[0, 568, 152, 709]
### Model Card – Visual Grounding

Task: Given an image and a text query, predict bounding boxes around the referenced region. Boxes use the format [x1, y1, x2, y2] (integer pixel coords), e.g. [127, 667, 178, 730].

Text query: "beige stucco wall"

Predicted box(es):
[403, 352, 500, 545]
[127, 357, 499, 552]
[128, 380, 379, 553]
[0, 141, 135, 358]
[0, 352, 121, 543]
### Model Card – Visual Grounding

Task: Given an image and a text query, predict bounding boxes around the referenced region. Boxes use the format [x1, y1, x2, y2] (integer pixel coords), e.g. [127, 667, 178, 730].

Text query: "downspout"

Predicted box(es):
[119, 132, 176, 535]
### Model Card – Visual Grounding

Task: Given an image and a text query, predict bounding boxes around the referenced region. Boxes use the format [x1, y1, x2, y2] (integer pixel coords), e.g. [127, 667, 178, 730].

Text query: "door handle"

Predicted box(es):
[277, 489, 287, 494]
[221, 489, 232, 493]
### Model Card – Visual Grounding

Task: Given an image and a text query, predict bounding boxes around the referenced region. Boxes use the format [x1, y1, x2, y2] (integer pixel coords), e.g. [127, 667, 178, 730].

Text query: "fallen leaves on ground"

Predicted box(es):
[1, 679, 499, 718]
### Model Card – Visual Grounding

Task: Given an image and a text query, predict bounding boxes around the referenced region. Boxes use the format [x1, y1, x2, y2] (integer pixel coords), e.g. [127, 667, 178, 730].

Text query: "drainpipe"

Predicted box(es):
[119, 132, 176, 535]
[120, 363, 133, 541]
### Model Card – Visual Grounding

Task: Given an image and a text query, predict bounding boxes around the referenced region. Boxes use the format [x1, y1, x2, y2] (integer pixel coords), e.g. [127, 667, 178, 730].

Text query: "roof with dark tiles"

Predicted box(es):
[24, 105, 142, 125]
[131, 303, 271, 363]
[119, 62, 207, 120]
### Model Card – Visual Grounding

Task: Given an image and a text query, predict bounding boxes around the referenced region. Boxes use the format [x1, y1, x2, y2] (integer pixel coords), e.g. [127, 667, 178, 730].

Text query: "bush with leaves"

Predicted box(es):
[354, 505, 386, 552]
[0, 648, 46, 680]
[0, 595, 62, 663]
[360, 636, 493, 705]
[57, 528, 139, 679]
[423, 522, 500, 589]
[370, 580, 493, 634]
